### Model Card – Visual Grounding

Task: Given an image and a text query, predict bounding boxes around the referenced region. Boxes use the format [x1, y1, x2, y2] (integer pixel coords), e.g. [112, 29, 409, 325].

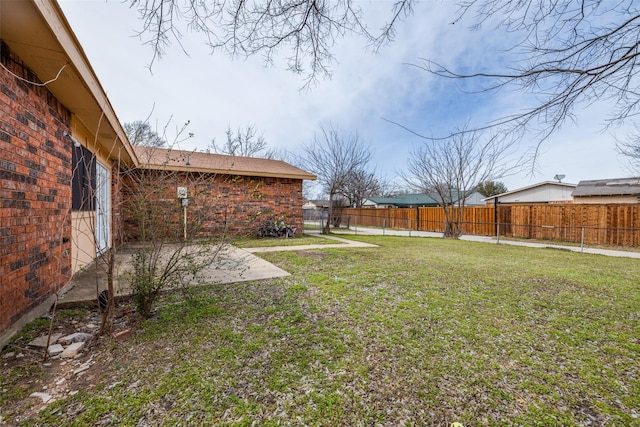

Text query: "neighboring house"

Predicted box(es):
[0, 0, 314, 348]
[303, 199, 330, 210]
[362, 197, 403, 208]
[460, 191, 486, 206]
[572, 177, 640, 204]
[483, 181, 576, 205]
[363, 191, 486, 208]
[303, 199, 343, 220]
[364, 194, 439, 208]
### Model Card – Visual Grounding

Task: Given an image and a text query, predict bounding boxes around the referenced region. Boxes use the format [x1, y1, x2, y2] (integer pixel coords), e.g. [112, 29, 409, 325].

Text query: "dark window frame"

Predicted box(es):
[72, 144, 96, 211]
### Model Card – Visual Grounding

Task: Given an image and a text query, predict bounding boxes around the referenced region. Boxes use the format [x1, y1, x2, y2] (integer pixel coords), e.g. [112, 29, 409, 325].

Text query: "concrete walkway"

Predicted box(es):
[244, 230, 377, 253]
[58, 233, 377, 307]
[331, 225, 640, 259]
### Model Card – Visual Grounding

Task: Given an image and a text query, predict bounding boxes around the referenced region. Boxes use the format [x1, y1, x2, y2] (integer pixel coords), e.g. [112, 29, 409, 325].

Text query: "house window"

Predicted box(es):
[72, 145, 96, 211]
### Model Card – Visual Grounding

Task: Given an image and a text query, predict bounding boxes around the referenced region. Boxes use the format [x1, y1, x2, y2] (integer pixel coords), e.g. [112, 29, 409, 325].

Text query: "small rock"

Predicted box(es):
[73, 364, 91, 375]
[85, 323, 97, 330]
[61, 342, 85, 359]
[55, 378, 66, 386]
[59, 333, 92, 345]
[2, 352, 15, 359]
[48, 344, 64, 357]
[30, 392, 53, 403]
[114, 329, 131, 341]
[69, 390, 78, 396]
[28, 333, 62, 349]
[16, 353, 24, 358]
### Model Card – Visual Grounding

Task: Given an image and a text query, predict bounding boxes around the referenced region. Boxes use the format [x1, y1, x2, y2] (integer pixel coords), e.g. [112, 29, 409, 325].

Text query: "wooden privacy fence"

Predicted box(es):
[342, 207, 500, 236]
[342, 204, 640, 247]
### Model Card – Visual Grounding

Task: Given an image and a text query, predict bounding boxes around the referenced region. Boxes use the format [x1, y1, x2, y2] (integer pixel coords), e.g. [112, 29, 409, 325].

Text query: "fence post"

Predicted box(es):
[581, 226, 585, 253]
[409, 218, 412, 237]
[496, 222, 500, 244]
[355, 215, 358, 236]
[383, 219, 386, 236]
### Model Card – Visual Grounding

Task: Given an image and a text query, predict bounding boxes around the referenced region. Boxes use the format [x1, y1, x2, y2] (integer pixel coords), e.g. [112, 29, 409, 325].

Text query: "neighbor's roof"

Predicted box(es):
[368, 193, 441, 207]
[572, 177, 640, 197]
[483, 181, 576, 201]
[304, 200, 330, 207]
[134, 146, 316, 180]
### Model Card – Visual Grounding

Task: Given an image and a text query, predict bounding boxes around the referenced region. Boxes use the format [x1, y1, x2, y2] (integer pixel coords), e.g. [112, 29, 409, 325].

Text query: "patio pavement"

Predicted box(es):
[57, 232, 377, 308]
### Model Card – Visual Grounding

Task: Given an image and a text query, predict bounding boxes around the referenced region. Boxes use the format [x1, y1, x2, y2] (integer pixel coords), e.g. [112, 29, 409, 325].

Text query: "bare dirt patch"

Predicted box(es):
[0, 306, 137, 425]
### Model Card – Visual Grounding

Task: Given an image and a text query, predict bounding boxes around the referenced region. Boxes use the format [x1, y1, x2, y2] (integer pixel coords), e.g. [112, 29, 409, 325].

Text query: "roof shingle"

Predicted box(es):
[572, 177, 640, 197]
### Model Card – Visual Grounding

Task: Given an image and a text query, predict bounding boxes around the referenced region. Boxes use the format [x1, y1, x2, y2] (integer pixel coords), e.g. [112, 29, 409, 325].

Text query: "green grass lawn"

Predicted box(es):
[5, 236, 640, 426]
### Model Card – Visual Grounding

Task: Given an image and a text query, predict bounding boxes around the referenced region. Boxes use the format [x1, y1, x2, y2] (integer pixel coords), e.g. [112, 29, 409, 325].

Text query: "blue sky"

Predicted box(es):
[58, 0, 632, 192]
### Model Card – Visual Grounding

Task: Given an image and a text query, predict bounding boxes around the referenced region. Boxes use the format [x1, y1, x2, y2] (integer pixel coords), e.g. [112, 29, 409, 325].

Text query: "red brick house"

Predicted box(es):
[0, 1, 314, 348]
[130, 147, 314, 238]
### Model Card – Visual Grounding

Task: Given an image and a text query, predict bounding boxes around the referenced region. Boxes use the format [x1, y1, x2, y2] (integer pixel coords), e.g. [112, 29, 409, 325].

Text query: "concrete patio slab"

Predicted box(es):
[57, 232, 379, 308]
[57, 244, 290, 308]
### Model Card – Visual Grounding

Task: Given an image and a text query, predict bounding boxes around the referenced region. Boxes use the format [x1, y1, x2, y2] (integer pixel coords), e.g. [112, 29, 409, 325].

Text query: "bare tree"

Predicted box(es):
[617, 125, 640, 174]
[124, 121, 166, 147]
[208, 125, 277, 159]
[129, 0, 640, 158]
[405, 130, 514, 238]
[121, 147, 231, 317]
[340, 168, 382, 208]
[302, 124, 373, 233]
[417, 1, 640, 145]
[129, 0, 413, 86]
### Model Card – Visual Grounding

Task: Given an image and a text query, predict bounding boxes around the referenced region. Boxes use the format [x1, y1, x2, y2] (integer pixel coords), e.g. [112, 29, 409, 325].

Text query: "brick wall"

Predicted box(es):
[121, 169, 304, 239]
[0, 41, 73, 338]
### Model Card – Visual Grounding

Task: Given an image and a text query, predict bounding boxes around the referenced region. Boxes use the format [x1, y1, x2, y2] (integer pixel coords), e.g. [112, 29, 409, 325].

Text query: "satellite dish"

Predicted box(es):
[553, 174, 566, 182]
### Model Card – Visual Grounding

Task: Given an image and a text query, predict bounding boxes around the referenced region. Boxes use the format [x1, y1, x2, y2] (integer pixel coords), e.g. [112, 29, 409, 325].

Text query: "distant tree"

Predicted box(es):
[405, 129, 514, 238]
[617, 127, 640, 175]
[340, 168, 382, 208]
[124, 121, 166, 147]
[302, 125, 373, 233]
[208, 125, 277, 159]
[476, 181, 508, 198]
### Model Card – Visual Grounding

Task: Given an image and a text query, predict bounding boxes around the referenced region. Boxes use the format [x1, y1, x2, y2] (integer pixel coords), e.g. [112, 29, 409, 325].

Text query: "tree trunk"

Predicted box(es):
[98, 248, 115, 335]
[323, 194, 333, 234]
